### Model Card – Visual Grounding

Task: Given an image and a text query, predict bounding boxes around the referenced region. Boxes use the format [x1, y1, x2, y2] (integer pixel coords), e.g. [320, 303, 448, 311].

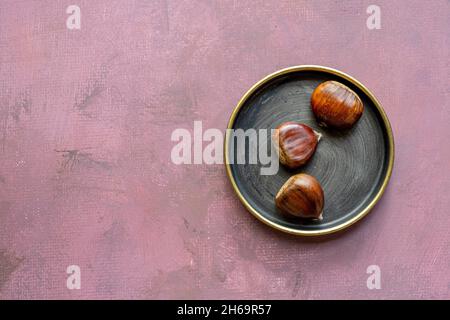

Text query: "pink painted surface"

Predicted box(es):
[0, 0, 449, 299]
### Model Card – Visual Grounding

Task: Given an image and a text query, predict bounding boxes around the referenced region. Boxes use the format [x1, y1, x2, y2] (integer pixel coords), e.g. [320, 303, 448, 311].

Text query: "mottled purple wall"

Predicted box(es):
[0, 0, 449, 299]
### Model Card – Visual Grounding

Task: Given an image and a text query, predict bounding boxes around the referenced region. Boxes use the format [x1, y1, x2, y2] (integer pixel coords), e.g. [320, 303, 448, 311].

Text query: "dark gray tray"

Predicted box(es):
[225, 66, 394, 236]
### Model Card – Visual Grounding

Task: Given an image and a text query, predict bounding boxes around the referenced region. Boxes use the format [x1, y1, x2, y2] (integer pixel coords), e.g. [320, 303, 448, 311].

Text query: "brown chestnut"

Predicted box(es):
[275, 173, 324, 219]
[311, 81, 363, 128]
[273, 122, 321, 169]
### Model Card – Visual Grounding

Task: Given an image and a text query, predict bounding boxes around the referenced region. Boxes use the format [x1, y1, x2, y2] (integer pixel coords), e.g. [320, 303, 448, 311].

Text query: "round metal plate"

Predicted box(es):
[224, 65, 394, 236]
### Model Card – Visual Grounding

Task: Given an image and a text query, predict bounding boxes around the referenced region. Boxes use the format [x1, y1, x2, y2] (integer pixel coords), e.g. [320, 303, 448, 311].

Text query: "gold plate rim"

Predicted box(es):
[224, 65, 395, 237]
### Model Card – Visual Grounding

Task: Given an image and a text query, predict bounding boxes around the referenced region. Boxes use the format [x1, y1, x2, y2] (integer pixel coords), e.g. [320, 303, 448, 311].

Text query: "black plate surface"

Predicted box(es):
[225, 66, 394, 236]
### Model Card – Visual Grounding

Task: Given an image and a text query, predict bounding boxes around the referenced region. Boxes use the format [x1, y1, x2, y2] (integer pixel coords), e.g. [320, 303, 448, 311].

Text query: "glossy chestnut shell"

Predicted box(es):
[275, 173, 324, 219]
[311, 80, 364, 128]
[273, 122, 321, 169]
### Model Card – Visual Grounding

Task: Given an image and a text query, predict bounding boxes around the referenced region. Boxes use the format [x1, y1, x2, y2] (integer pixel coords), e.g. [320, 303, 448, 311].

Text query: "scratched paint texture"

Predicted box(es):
[0, 0, 449, 299]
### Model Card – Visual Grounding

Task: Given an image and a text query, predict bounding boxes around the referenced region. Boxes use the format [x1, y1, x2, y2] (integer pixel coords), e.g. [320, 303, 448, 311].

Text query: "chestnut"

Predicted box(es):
[273, 122, 321, 169]
[311, 81, 363, 128]
[275, 173, 324, 219]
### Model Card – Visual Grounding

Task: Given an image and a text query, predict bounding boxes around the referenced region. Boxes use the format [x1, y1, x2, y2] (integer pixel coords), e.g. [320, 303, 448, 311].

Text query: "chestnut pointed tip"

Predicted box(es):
[314, 130, 322, 142]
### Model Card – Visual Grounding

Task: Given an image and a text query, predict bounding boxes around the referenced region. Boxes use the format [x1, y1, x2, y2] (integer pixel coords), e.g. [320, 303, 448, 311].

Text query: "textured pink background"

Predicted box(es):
[0, 0, 449, 299]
